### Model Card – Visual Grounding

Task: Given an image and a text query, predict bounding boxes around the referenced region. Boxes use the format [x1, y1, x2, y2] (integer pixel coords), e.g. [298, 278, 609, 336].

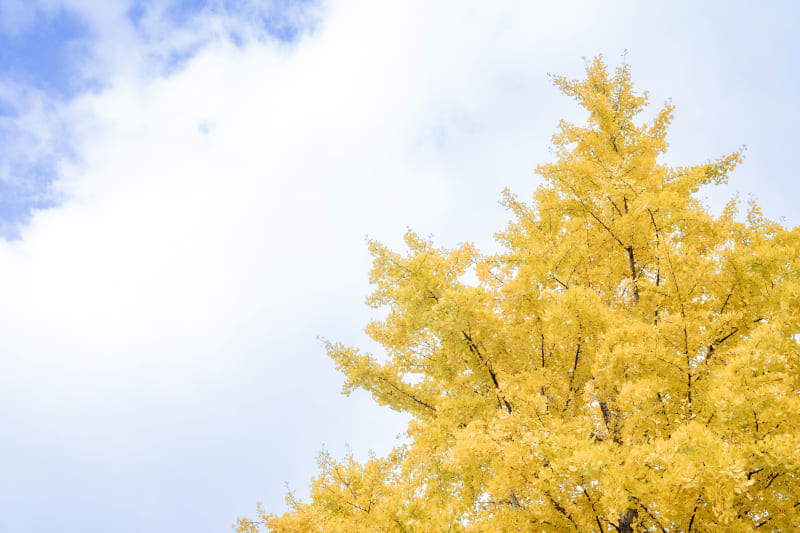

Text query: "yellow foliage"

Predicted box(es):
[238, 57, 800, 532]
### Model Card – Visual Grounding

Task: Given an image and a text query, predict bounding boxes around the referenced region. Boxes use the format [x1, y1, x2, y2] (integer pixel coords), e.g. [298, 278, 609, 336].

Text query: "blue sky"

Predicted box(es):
[0, 7, 83, 226]
[0, 8, 86, 95]
[0, 1, 798, 532]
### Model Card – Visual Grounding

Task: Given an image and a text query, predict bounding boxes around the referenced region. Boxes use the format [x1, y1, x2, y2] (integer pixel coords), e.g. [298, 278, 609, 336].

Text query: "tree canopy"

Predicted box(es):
[238, 58, 800, 532]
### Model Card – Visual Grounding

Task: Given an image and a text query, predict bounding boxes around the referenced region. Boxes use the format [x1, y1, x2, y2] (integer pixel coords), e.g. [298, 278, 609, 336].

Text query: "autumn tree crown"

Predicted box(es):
[240, 57, 800, 533]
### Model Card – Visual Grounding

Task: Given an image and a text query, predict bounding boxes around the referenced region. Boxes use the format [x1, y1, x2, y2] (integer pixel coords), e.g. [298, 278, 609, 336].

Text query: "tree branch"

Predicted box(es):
[462, 331, 513, 413]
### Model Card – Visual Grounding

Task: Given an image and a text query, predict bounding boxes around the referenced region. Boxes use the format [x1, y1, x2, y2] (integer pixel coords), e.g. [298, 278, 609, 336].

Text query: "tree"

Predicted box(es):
[238, 58, 800, 532]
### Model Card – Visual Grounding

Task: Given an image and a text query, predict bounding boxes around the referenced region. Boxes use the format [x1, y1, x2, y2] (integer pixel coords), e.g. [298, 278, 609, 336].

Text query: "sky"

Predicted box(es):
[0, 1, 797, 532]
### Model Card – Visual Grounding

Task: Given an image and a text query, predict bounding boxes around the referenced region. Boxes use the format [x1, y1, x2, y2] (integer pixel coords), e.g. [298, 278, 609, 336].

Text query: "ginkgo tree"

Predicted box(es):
[238, 58, 800, 532]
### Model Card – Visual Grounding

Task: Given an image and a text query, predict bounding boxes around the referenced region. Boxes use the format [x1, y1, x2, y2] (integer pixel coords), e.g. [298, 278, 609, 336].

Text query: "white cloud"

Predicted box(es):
[1, 2, 558, 528]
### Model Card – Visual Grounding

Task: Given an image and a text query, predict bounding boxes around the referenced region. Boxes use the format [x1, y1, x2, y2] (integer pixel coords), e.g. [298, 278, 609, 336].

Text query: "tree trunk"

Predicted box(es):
[617, 508, 637, 533]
